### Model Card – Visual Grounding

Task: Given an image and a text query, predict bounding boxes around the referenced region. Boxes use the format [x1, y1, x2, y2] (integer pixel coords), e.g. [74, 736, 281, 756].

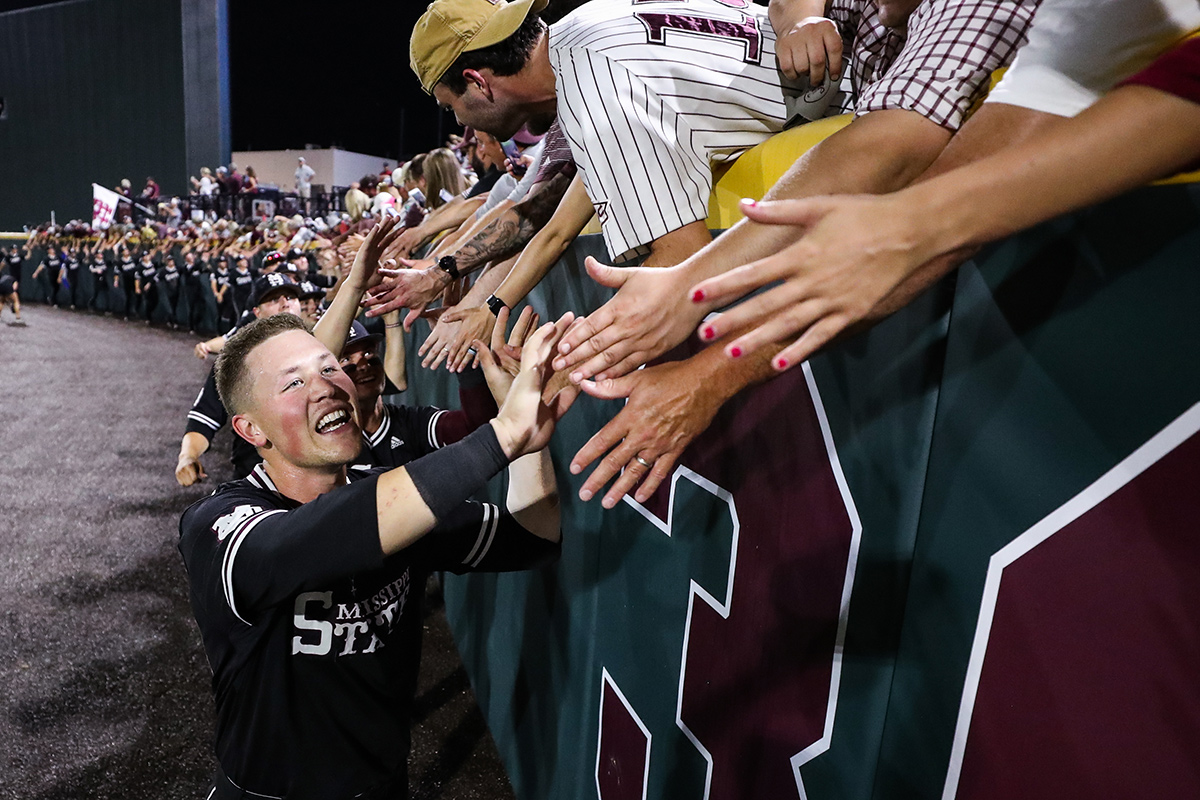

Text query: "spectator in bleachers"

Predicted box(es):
[241, 165, 259, 194]
[522, 0, 1038, 506]
[345, 179, 372, 223]
[295, 156, 316, 215]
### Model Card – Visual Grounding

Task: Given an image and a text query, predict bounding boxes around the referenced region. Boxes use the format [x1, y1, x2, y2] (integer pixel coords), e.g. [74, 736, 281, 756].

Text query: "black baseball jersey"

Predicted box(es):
[178, 463, 557, 799]
[137, 260, 158, 285]
[186, 366, 260, 479]
[356, 403, 450, 470]
[4, 251, 20, 282]
[118, 256, 138, 280]
[353, 373, 497, 470]
[231, 268, 254, 307]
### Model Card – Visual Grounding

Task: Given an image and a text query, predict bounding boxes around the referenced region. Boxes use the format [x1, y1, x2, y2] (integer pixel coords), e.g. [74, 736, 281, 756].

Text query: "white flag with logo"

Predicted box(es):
[92, 183, 122, 230]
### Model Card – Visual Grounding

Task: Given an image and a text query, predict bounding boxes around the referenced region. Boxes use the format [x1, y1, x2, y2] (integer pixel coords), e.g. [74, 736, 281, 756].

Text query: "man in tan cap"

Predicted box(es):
[410, 0, 801, 266]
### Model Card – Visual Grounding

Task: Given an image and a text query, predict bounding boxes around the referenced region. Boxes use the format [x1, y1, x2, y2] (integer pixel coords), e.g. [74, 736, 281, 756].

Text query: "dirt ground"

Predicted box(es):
[0, 305, 514, 800]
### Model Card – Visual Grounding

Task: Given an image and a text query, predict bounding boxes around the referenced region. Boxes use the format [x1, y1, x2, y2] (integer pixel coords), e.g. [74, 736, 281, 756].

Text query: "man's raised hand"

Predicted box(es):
[348, 216, 405, 291]
[360, 257, 443, 318]
[491, 313, 579, 459]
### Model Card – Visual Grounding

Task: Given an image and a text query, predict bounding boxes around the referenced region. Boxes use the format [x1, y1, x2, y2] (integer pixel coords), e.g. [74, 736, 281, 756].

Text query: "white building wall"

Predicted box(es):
[231, 148, 393, 193]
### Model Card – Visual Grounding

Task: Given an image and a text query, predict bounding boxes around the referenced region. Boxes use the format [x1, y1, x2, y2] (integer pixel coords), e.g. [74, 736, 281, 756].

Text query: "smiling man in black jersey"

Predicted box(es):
[178, 222, 577, 798]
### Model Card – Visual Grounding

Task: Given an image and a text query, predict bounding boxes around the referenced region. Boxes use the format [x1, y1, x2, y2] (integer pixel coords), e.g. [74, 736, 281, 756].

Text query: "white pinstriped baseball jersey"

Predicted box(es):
[548, 0, 796, 262]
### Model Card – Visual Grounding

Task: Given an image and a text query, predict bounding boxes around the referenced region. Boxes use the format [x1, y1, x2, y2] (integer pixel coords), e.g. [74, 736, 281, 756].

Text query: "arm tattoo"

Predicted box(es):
[454, 172, 573, 274]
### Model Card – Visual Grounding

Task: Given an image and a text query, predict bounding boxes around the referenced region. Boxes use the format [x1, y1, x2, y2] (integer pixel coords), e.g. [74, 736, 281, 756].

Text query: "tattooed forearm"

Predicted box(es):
[451, 171, 574, 274]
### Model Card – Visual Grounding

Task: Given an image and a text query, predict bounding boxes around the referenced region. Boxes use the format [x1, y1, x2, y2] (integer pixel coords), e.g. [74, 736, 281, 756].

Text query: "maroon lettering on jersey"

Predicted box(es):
[596, 669, 651, 800]
[945, 405, 1200, 799]
[610, 360, 861, 799]
[634, 11, 763, 64]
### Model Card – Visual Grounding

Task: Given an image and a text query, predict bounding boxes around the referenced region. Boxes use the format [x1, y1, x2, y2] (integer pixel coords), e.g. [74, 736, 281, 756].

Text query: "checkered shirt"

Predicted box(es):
[829, 0, 1039, 130]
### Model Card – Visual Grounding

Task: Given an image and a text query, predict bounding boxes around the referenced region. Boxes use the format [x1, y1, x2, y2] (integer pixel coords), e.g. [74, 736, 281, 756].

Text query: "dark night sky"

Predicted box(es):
[0, 0, 460, 161]
[228, 2, 459, 160]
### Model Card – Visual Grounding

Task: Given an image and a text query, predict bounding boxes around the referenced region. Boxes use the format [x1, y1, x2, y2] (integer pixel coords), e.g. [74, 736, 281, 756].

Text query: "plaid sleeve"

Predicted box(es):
[854, 0, 1037, 131]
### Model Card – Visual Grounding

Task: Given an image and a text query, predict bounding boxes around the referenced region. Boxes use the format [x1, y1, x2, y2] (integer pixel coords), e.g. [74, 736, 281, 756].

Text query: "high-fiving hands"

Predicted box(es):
[688, 194, 943, 372]
[551, 257, 713, 383]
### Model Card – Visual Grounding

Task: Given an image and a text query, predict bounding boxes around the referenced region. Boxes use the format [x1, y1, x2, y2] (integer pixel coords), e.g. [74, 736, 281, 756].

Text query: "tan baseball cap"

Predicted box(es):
[410, 0, 549, 94]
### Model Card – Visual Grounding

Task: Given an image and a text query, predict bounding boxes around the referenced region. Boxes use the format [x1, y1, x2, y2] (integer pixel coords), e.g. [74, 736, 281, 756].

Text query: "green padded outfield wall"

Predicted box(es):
[0, 0, 228, 231]
[400, 181, 1200, 800]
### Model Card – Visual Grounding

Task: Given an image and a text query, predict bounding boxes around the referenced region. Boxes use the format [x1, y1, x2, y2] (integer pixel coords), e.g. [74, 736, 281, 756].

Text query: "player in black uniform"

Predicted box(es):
[63, 246, 81, 309]
[177, 274, 303, 485]
[3, 245, 23, 294]
[312, 223, 507, 470]
[181, 251, 207, 333]
[135, 250, 159, 323]
[211, 257, 234, 330]
[230, 256, 254, 318]
[31, 247, 61, 306]
[178, 267, 577, 797]
[117, 246, 139, 320]
[0, 252, 22, 324]
[296, 280, 326, 329]
[87, 246, 110, 313]
[159, 255, 183, 328]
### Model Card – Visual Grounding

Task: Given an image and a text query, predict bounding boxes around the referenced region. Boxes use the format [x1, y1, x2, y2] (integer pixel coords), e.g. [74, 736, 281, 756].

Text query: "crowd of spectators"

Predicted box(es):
[0, 132, 503, 333]
[7, 0, 1197, 797]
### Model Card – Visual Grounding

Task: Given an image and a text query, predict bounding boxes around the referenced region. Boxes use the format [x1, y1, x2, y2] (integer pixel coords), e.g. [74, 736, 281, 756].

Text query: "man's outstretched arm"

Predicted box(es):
[692, 67, 1200, 369]
[363, 170, 574, 318]
[551, 107, 952, 384]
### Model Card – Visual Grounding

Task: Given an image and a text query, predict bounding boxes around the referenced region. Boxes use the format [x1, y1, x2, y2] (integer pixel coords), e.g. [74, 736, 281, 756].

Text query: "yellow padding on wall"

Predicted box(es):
[706, 115, 853, 229]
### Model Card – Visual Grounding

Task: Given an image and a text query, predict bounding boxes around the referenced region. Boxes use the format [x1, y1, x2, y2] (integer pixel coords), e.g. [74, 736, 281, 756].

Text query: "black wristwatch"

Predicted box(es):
[436, 254, 460, 281]
[486, 293, 507, 317]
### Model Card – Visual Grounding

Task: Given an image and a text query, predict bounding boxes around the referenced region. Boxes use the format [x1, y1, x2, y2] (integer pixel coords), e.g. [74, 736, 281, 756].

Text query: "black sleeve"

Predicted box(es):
[413, 500, 560, 575]
[185, 367, 228, 441]
[179, 478, 385, 625]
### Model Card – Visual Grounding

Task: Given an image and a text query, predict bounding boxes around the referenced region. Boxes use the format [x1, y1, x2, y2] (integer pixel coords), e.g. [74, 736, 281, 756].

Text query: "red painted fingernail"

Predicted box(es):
[701, 326, 715, 341]
[692, 289, 705, 302]
[729, 346, 743, 358]
[775, 358, 788, 370]
[741, 197, 757, 207]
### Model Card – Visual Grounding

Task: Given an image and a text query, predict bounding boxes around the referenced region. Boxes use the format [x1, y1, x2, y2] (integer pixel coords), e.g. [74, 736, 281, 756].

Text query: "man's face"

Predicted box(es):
[339, 342, 385, 406]
[434, 79, 530, 142]
[475, 132, 506, 170]
[299, 297, 321, 326]
[240, 330, 361, 469]
[253, 291, 302, 319]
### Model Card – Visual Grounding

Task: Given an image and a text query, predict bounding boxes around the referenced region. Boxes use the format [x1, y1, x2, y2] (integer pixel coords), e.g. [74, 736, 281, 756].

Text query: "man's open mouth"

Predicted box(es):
[316, 409, 349, 434]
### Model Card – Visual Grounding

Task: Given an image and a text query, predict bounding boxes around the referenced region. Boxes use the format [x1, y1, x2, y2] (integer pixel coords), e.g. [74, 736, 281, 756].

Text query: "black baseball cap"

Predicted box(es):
[261, 251, 287, 271]
[298, 280, 325, 300]
[250, 273, 301, 307]
[343, 319, 383, 351]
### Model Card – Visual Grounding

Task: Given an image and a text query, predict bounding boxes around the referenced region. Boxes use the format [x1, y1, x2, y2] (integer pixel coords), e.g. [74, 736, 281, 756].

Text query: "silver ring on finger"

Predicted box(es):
[634, 454, 653, 469]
